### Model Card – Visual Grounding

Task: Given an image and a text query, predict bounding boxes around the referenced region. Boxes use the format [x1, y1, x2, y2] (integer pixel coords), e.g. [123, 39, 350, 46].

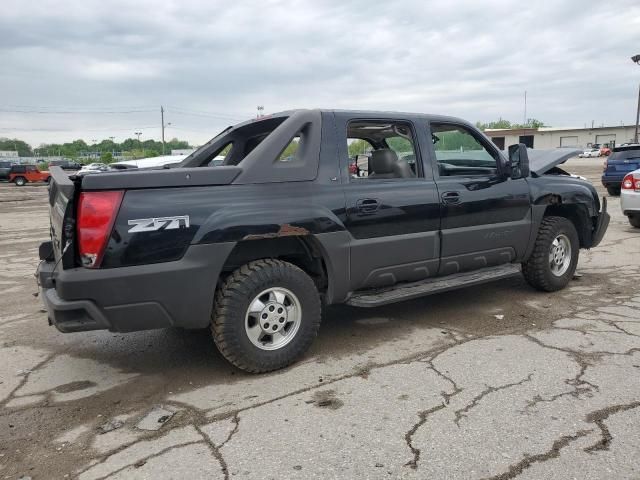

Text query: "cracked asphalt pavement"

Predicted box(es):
[1, 158, 639, 479]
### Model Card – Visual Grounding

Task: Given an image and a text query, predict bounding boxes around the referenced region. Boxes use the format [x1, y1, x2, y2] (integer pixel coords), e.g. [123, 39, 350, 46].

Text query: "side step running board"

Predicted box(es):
[346, 264, 521, 308]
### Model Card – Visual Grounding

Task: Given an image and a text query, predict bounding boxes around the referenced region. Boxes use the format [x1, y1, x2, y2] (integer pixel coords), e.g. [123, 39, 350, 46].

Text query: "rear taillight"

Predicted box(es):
[77, 191, 123, 268]
[621, 173, 640, 191]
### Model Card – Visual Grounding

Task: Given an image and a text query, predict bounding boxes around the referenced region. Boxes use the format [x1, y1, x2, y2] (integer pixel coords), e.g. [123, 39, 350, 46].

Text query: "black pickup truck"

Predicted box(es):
[38, 109, 609, 372]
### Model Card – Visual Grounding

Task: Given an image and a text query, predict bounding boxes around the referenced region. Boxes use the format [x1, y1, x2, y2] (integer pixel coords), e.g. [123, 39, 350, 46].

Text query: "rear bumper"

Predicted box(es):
[621, 189, 640, 216]
[601, 174, 625, 187]
[39, 283, 112, 332]
[590, 197, 609, 248]
[37, 242, 235, 333]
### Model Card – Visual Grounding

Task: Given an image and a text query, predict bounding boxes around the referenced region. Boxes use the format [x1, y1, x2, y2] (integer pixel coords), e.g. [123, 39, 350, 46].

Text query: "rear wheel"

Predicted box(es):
[522, 216, 580, 292]
[629, 215, 640, 228]
[606, 186, 620, 196]
[14, 176, 26, 186]
[211, 259, 321, 373]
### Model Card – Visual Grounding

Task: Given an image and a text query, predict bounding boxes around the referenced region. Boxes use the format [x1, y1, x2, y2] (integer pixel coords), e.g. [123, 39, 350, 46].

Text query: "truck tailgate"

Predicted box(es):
[48, 166, 76, 263]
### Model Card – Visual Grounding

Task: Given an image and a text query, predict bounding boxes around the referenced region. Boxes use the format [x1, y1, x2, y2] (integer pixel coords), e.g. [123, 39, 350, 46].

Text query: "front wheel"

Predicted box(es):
[522, 216, 580, 292]
[606, 186, 620, 196]
[14, 176, 26, 186]
[211, 259, 321, 373]
[629, 215, 640, 228]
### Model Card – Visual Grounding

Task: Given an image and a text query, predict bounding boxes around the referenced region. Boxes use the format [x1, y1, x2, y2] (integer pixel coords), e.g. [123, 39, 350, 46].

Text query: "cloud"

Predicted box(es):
[0, 0, 639, 145]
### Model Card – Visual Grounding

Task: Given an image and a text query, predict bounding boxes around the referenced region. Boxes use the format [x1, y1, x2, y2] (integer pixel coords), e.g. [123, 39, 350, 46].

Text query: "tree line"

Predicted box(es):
[0, 137, 193, 162]
[475, 118, 546, 130]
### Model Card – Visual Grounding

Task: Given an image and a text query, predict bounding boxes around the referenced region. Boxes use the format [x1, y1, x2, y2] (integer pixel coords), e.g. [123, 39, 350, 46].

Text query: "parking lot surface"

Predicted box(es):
[1, 158, 639, 479]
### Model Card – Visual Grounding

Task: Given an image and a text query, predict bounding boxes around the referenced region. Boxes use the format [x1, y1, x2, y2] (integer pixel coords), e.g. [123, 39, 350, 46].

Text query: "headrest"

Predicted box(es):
[370, 149, 398, 174]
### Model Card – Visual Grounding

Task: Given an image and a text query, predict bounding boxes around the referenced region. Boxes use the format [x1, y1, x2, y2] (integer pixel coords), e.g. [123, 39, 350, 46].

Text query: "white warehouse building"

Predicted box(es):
[483, 124, 638, 150]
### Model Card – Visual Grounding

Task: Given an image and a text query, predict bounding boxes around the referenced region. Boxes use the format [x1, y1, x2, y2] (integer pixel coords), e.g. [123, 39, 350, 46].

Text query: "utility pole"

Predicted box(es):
[632, 54, 640, 143]
[521, 91, 527, 142]
[161, 106, 165, 155]
[635, 84, 640, 144]
[135, 131, 143, 157]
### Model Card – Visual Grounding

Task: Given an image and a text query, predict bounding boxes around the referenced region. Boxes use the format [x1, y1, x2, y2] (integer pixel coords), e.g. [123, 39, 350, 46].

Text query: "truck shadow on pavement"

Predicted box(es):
[45, 272, 578, 382]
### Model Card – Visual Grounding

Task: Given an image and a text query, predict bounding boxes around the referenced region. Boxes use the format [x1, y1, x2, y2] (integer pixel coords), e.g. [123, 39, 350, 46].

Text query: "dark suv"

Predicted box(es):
[602, 145, 640, 196]
[49, 160, 82, 171]
[0, 161, 13, 180]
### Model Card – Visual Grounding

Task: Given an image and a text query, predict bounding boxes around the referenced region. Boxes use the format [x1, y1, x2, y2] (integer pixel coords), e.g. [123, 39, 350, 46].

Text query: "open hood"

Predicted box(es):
[527, 148, 581, 176]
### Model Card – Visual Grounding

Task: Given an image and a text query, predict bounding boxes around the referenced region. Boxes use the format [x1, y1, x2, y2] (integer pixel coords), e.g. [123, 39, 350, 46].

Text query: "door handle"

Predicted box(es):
[356, 198, 380, 213]
[441, 191, 460, 204]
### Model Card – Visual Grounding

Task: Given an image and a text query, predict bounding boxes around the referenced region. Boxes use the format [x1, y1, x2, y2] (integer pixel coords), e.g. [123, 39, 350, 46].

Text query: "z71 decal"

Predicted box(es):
[127, 215, 190, 233]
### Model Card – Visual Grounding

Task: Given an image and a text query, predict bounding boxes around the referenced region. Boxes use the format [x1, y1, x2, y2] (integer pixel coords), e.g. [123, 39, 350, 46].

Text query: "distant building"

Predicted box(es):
[171, 149, 196, 156]
[0, 150, 19, 158]
[483, 124, 638, 150]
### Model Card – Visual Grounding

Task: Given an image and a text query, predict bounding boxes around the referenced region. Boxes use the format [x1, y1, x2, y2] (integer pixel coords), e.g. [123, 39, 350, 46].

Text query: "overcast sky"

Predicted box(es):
[1, 0, 639, 147]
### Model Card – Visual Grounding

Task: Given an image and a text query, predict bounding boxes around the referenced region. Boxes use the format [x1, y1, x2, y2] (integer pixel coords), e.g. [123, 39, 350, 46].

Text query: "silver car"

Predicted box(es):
[621, 167, 640, 228]
[78, 163, 110, 175]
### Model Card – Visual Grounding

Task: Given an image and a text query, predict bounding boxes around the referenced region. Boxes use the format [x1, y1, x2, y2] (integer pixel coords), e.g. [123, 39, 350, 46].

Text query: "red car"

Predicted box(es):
[9, 164, 51, 186]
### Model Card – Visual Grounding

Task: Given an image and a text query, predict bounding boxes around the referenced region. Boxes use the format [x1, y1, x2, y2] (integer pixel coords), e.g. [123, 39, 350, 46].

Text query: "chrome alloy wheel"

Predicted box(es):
[549, 233, 572, 277]
[245, 287, 302, 350]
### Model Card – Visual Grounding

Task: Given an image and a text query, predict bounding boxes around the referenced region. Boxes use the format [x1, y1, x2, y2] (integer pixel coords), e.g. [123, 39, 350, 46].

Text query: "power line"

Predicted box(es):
[164, 106, 244, 121]
[2, 103, 155, 110]
[0, 108, 156, 114]
[0, 104, 246, 121]
[168, 125, 218, 133]
[0, 125, 159, 132]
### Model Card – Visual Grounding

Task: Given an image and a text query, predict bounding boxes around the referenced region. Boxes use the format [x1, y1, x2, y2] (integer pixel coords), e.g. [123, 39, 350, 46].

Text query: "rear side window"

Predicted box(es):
[12, 165, 26, 173]
[278, 136, 301, 162]
[0, 161, 10, 168]
[207, 142, 233, 166]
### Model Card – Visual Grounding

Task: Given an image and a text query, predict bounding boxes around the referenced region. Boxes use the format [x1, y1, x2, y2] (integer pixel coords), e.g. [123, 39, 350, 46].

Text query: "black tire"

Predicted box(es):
[211, 259, 321, 373]
[522, 216, 580, 292]
[629, 215, 640, 229]
[14, 176, 26, 186]
[606, 186, 620, 196]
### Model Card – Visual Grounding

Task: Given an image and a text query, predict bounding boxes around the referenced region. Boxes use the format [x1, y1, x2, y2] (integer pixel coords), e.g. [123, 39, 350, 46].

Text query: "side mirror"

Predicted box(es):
[508, 143, 530, 179]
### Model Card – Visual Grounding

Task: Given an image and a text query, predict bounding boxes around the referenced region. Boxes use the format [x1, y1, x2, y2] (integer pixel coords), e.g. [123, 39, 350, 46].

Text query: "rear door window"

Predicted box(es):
[346, 120, 420, 179]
